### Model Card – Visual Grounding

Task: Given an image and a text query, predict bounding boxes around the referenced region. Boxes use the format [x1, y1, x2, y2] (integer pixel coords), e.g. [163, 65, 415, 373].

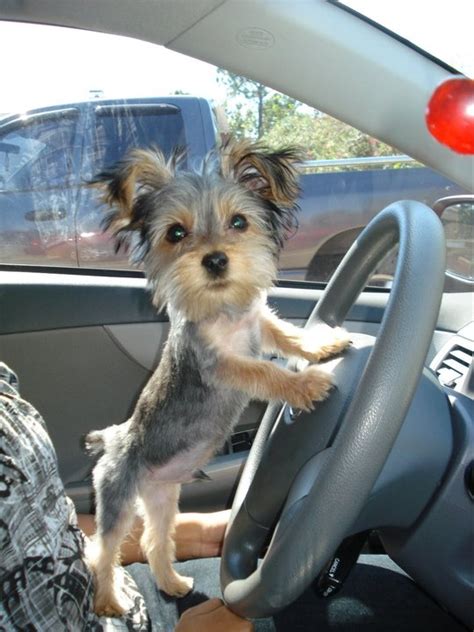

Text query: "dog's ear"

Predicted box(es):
[91, 146, 185, 245]
[220, 138, 302, 207]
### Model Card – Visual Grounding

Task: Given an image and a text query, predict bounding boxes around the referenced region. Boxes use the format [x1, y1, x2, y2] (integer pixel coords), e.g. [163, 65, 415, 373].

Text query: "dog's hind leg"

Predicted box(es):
[86, 454, 138, 617]
[139, 481, 194, 597]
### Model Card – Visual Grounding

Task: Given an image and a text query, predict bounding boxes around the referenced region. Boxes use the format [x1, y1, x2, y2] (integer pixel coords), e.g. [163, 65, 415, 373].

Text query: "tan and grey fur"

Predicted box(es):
[85, 139, 350, 616]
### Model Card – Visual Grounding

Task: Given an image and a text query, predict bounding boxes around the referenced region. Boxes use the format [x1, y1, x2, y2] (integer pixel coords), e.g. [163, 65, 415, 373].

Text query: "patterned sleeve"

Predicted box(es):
[0, 363, 150, 631]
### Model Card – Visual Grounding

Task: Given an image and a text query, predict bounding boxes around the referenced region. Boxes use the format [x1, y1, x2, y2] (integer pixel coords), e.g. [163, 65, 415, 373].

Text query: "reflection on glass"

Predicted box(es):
[441, 202, 473, 281]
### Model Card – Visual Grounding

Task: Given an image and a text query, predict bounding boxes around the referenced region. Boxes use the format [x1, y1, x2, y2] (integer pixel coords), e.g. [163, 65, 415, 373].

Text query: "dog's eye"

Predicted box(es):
[166, 224, 188, 243]
[229, 214, 248, 231]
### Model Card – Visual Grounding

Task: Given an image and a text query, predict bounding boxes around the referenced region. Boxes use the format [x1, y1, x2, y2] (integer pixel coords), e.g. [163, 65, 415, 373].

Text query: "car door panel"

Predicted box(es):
[0, 270, 471, 512]
[0, 326, 150, 480]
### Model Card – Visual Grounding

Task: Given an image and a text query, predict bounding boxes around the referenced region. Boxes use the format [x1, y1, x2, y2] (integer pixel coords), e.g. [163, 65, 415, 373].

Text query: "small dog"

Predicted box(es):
[84, 139, 349, 616]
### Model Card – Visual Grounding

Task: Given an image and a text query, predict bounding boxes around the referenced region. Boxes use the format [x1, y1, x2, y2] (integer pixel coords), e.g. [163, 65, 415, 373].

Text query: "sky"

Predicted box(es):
[0, 4, 472, 115]
[0, 22, 226, 114]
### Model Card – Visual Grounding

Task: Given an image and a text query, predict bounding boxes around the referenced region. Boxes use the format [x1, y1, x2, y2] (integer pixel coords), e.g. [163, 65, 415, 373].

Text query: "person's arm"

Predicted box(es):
[174, 510, 230, 560]
[77, 509, 230, 565]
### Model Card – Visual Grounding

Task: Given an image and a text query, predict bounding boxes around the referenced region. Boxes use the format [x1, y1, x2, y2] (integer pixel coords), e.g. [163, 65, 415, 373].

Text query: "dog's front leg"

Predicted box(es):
[218, 354, 332, 411]
[260, 309, 350, 363]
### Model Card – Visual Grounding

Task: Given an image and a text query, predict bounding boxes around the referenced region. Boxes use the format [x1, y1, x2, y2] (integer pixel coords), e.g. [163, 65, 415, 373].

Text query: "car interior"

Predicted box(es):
[0, 0, 472, 630]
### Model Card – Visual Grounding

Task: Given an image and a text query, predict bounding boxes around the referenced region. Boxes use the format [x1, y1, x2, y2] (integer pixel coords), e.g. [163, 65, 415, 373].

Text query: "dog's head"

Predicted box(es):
[93, 139, 302, 321]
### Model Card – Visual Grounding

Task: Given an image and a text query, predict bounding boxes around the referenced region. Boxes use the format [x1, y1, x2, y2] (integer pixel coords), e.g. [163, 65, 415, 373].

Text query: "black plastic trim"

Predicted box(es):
[0, 274, 389, 334]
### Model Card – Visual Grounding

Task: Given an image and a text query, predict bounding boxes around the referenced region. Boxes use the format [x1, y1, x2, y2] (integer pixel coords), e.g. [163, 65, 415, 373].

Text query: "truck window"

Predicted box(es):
[72, 103, 189, 270]
[84, 104, 187, 179]
[0, 110, 79, 192]
[0, 109, 80, 267]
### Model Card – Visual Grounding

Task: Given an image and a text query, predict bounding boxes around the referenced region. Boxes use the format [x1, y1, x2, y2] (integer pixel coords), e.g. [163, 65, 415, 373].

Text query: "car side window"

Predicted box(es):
[0, 23, 468, 289]
[214, 71, 467, 288]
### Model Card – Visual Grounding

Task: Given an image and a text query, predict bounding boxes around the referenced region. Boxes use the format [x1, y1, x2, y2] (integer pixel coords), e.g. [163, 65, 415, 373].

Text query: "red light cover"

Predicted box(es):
[426, 77, 474, 154]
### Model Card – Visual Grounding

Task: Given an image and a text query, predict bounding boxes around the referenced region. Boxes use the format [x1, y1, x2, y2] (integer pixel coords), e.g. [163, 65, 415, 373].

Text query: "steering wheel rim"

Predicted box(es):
[220, 201, 446, 618]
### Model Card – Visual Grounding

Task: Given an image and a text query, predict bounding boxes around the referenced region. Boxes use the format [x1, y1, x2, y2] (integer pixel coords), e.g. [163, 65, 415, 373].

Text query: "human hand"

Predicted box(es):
[175, 598, 253, 632]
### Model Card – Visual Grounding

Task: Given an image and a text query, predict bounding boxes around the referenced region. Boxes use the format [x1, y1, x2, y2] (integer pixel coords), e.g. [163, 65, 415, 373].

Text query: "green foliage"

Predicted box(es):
[261, 93, 299, 137]
[217, 69, 269, 137]
[219, 100, 256, 139]
[263, 113, 396, 162]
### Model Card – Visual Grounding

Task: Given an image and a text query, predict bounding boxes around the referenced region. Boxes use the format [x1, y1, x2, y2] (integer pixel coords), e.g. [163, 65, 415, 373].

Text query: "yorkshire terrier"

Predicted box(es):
[84, 139, 350, 616]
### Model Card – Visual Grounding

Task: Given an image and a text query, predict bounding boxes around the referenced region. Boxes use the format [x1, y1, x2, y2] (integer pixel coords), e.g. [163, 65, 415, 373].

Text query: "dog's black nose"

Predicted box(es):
[202, 251, 229, 276]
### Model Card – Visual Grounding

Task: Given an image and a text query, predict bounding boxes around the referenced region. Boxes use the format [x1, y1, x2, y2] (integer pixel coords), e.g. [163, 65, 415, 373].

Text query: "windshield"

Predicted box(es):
[336, 0, 473, 77]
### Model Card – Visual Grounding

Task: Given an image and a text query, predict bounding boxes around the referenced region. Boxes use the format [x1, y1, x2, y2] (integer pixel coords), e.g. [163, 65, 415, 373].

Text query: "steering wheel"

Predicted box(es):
[220, 201, 446, 618]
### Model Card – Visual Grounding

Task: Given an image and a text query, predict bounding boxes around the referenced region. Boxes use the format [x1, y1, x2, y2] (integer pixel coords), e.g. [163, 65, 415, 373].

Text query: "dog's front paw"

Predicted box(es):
[159, 571, 194, 597]
[303, 326, 351, 362]
[330, 326, 352, 352]
[286, 366, 334, 411]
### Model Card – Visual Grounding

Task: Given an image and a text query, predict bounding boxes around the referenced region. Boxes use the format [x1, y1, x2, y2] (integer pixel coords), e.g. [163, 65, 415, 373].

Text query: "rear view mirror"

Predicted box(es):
[434, 196, 473, 283]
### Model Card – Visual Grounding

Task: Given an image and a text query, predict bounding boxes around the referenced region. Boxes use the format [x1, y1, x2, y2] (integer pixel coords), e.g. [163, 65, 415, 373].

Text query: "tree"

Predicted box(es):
[263, 112, 396, 163]
[217, 68, 396, 160]
[217, 68, 301, 140]
[261, 93, 299, 137]
[217, 69, 269, 138]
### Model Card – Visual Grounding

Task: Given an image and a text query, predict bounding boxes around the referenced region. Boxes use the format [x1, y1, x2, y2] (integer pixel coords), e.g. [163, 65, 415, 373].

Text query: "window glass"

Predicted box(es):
[0, 135, 42, 190]
[441, 202, 474, 282]
[0, 110, 79, 266]
[215, 70, 467, 288]
[0, 21, 469, 290]
[84, 104, 187, 179]
[0, 111, 78, 191]
[75, 103, 189, 269]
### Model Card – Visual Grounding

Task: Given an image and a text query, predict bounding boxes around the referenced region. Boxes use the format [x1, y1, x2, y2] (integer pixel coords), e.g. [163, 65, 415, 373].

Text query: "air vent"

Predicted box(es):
[431, 335, 473, 396]
[436, 344, 473, 388]
[218, 430, 254, 456]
